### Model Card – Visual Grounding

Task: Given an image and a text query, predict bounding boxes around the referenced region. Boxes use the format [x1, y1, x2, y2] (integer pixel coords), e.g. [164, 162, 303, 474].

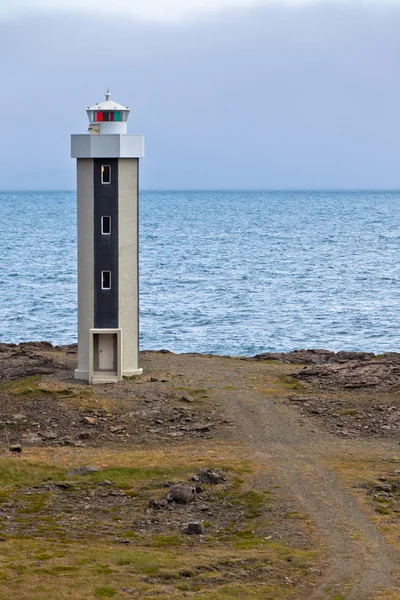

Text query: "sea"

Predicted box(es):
[1, 190, 400, 356]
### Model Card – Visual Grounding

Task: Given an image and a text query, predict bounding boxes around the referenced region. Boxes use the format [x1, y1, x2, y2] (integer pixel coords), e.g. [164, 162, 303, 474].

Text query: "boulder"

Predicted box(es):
[186, 522, 205, 535]
[67, 465, 99, 476]
[167, 484, 195, 504]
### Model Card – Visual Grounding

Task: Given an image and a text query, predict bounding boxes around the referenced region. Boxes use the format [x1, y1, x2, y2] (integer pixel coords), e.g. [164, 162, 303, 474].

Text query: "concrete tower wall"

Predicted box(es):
[118, 158, 140, 376]
[75, 159, 94, 380]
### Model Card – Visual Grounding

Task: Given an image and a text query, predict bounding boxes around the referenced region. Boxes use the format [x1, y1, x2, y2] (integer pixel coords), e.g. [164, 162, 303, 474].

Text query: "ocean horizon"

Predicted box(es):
[1, 189, 400, 355]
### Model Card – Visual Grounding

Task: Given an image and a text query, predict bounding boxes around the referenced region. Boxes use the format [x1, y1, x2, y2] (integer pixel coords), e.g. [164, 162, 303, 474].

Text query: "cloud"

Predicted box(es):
[1, 0, 399, 22]
[0, 1, 400, 190]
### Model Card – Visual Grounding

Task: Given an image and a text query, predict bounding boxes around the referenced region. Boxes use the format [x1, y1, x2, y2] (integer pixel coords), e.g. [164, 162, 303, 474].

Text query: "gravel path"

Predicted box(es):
[149, 353, 400, 599]
[223, 388, 399, 599]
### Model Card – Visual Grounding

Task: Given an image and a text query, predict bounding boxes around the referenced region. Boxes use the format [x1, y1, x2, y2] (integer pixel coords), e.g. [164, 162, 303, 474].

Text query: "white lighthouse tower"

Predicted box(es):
[71, 90, 144, 383]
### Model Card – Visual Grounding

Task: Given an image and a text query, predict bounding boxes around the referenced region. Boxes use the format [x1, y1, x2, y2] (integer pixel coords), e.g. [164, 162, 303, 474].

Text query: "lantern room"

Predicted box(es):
[87, 90, 130, 135]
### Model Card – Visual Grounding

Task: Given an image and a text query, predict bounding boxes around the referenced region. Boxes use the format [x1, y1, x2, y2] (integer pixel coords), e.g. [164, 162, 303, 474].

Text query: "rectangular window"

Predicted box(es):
[101, 165, 111, 184]
[96, 111, 103, 122]
[114, 111, 121, 122]
[101, 216, 111, 235]
[101, 271, 111, 290]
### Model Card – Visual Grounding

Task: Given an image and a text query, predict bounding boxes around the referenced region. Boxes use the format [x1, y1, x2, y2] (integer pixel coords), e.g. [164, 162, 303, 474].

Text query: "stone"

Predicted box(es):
[167, 484, 195, 504]
[67, 465, 99, 476]
[375, 483, 392, 493]
[159, 498, 169, 508]
[181, 394, 194, 403]
[81, 416, 96, 425]
[38, 431, 58, 440]
[110, 426, 126, 434]
[9, 444, 22, 453]
[186, 522, 205, 535]
[12, 414, 26, 421]
[149, 499, 160, 509]
[196, 469, 226, 484]
[22, 433, 42, 444]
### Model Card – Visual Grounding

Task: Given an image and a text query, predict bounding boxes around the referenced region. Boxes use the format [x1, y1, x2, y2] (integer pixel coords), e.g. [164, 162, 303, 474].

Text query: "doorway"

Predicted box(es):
[93, 333, 117, 372]
[89, 329, 122, 383]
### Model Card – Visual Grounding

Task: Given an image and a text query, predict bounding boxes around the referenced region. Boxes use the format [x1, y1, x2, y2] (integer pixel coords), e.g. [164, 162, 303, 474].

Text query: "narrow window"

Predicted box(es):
[101, 165, 111, 184]
[101, 271, 111, 290]
[101, 216, 111, 235]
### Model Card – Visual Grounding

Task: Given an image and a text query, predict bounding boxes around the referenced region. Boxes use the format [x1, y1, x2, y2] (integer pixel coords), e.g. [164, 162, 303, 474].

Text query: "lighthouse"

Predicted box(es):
[71, 90, 144, 383]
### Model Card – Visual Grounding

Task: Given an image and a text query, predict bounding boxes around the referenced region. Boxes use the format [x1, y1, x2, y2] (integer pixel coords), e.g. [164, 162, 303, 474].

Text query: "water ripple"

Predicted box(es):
[1, 190, 400, 354]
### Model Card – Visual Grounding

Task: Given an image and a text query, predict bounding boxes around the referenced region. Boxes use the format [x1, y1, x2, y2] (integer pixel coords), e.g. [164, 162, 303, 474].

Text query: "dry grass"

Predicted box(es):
[0, 442, 319, 599]
[325, 453, 400, 553]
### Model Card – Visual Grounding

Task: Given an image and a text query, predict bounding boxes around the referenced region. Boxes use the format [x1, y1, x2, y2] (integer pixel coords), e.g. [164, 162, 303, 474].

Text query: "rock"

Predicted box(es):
[81, 417, 96, 425]
[110, 426, 126, 434]
[62, 437, 77, 446]
[167, 484, 195, 504]
[78, 431, 92, 440]
[149, 499, 160, 509]
[159, 498, 169, 508]
[186, 522, 205, 535]
[191, 425, 211, 433]
[67, 465, 99, 476]
[9, 444, 22, 453]
[336, 351, 375, 362]
[375, 483, 392, 493]
[196, 469, 226, 484]
[21, 433, 42, 444]
[12, 413, 26, 421]
[55, 482, 73, 490]
[181, 395, 194, 403]
[150, 377, 158, 382]
[253, 349, 338, 365]
[38, 431, 58, 440]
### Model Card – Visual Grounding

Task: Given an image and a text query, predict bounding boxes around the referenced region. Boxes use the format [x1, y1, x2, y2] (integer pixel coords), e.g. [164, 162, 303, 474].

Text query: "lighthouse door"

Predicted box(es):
[98, 334, 116, 371]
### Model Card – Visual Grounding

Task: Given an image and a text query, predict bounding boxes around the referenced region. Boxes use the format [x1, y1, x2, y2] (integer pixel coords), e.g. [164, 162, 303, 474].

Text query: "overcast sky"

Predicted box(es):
[1, 0, 399, 190]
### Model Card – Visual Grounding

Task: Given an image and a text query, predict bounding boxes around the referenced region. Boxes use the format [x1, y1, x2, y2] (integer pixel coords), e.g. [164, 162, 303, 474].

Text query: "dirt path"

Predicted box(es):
[224, 390, 399, 599]
[146, 353, 400, 599]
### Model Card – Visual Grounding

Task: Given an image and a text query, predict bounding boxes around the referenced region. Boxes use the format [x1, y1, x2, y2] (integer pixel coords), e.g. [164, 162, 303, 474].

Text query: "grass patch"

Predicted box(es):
[238, 490, 266, 519]
[284, 511, 309, 520]
[375, 505, 392, 515]
[94, 586, 117, 598]
[336, 409, 359, 417]
[277, 376, 305, 392]
[0, 459, 65, 489]
[78, 465, 186, 489]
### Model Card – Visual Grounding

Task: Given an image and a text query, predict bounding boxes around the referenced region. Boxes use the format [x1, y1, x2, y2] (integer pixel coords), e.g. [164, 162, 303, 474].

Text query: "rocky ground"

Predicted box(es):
[256, 349, 400, 440]
[0, 342, 229, 449]
[0, 343, 399, 599]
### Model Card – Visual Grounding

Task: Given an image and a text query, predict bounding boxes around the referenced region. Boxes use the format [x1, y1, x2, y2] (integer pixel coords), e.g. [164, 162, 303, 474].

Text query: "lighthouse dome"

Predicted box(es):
[87, 90, 130, 134]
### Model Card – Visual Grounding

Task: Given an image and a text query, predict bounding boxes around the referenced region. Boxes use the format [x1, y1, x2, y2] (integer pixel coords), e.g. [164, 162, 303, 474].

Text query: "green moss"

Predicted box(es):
[277, 376, 305, 392]
[94, 586, 117, 598]
[236, 490, 266, 519]
[0, 460, 65, 489]
[284, 511, 309, 520]
[152, 535, 182, 548]
[376, 505, 392, 515]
